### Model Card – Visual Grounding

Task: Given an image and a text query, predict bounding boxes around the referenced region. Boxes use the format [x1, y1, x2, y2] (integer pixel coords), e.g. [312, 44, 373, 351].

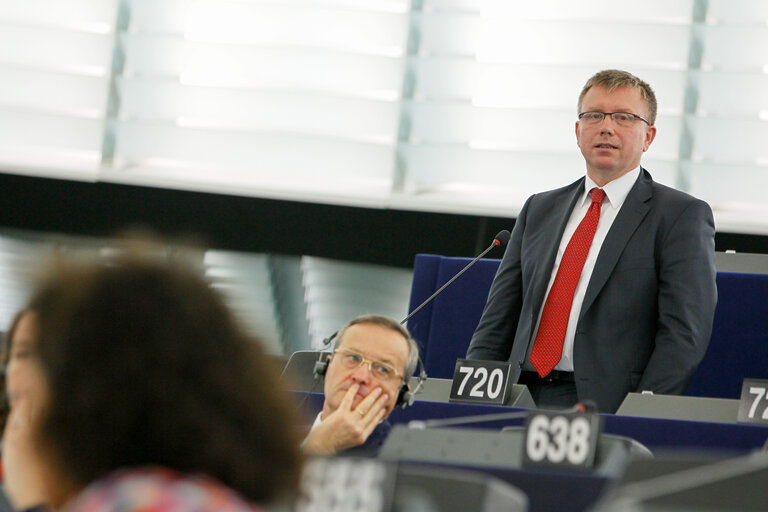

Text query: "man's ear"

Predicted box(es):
[642, 125, 657, 152]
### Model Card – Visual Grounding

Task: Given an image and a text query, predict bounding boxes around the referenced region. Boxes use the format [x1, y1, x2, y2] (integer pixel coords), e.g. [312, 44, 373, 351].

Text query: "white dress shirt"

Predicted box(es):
[530, 167, 641, 372]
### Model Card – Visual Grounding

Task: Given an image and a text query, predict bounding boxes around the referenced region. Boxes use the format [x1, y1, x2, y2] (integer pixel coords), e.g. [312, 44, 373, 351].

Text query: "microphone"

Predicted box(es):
[574, 400, 598, 414]
[407, 400, 597, 430]
[318, 229, 511, 348]
[311, 230, 510, 404]
[320, 331, 338, 348]
[395, 229, 510, 400]
[400, 229, 511, 327]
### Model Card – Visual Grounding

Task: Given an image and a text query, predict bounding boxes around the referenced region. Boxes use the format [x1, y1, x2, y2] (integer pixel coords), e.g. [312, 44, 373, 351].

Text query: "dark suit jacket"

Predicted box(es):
[466, 169, 718, 413]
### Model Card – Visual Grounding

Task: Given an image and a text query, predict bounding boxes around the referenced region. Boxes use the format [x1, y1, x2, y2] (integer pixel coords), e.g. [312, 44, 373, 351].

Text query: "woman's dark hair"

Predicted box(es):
[28, 253, 302, 504]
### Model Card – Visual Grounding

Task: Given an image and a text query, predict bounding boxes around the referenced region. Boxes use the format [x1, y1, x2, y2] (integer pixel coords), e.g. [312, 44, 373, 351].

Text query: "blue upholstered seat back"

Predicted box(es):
[407, 254, 768, 398]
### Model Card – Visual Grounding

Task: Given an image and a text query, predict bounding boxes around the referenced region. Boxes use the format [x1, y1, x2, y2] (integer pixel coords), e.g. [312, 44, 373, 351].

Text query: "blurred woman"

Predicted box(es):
[2, 308, 37, 433]
[2, 253, 302, 511]
[1, 307, 50, 510]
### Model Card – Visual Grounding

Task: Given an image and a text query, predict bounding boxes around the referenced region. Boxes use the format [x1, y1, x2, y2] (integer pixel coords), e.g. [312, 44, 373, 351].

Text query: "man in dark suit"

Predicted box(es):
[467, 69, 717, 413]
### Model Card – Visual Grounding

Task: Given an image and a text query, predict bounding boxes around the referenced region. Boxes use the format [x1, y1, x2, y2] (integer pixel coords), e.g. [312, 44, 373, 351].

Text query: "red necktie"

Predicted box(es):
[530, 187, 606, 377]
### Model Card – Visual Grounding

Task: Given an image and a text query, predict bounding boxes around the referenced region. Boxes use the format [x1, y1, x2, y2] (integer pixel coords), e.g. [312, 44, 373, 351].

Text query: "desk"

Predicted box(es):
[295, 393, 768, 512]
[390, 399, 768, 454]
[296, 393, 768, 454]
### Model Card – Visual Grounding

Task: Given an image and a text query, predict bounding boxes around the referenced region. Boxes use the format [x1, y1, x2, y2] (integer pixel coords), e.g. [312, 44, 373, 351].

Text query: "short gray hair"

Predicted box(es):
[334, 314, 420, 381]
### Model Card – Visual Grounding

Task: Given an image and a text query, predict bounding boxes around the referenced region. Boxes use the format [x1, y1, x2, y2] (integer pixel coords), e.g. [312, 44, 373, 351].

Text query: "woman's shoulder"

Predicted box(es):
[62, 467, 263, 512]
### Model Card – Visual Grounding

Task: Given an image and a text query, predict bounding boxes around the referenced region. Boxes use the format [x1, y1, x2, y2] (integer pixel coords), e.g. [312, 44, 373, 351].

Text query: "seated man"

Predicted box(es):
[302, 314, 419, 457]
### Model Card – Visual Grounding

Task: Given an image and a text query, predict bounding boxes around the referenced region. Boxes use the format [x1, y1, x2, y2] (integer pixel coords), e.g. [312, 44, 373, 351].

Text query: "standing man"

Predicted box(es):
[467, 69, 717, 413]
[303, 314, 419, 456]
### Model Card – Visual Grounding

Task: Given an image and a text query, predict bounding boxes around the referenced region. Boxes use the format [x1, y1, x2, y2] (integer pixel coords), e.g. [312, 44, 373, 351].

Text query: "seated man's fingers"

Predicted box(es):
[359, 392, 389, 426]
[352, 387, 382, 416]
[361, 409, 387, 439]
[338, 383, 360, 411]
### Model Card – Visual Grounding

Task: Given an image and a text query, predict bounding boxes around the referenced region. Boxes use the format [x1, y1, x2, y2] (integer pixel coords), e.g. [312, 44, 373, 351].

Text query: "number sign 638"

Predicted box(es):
[522, 412, 601, 470]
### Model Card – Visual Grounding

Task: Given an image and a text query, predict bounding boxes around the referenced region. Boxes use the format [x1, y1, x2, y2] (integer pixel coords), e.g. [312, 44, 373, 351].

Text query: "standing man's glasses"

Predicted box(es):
[578, 111, 650, 127]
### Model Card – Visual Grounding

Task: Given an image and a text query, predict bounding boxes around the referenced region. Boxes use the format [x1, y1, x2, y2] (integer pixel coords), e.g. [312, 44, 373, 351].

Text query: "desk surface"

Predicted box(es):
[295, 392, 768, 454]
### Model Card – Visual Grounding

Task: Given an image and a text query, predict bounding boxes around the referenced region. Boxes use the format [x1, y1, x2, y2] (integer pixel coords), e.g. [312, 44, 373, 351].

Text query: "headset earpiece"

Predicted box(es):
[395, 356, 427, 409]
[396, 383, 414, 409]
[312, 360, 328, 379]
[312, 353, 331, 379]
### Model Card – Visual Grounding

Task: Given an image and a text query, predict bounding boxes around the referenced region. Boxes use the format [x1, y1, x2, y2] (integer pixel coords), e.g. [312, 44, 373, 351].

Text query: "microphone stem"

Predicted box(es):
[409, 409, 528, 429]
[401, 241, 499, 326]
[409, 402, 590, 429]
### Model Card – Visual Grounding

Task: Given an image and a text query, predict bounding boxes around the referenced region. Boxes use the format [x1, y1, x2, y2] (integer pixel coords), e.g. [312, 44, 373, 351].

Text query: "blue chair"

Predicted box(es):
[406, 254, 768, 398]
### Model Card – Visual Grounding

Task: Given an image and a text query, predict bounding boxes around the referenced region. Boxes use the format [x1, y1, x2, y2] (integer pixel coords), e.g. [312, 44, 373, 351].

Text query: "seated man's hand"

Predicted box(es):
[302, 383, 389, 456]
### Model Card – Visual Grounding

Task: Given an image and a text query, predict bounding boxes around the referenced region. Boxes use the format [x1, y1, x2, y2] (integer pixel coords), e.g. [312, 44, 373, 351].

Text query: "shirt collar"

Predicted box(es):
[581, 167, 641, 209]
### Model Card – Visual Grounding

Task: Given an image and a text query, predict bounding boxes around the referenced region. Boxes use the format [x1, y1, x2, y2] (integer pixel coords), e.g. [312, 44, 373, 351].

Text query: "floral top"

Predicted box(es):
[60, 467, 262, 512]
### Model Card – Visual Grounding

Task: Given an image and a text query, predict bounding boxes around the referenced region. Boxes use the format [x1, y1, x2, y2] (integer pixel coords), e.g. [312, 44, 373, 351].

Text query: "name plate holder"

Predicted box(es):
[295, 457, 396, 512]
[450, 358, 515, 406]
[380, 421, 641, 478]
[737, 378, 768, 425]
[616, 393, 740, 424]
[522, 409, 602, 471]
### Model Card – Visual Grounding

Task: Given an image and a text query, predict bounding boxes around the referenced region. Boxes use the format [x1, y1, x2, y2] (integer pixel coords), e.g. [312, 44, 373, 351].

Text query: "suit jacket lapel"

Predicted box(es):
[578, 169, 653, 322]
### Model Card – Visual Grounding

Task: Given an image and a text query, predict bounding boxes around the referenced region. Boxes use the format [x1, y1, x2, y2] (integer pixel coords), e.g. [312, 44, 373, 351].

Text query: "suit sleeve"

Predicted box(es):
[466, 196, 531, 361]
[636, 198, 718, 394]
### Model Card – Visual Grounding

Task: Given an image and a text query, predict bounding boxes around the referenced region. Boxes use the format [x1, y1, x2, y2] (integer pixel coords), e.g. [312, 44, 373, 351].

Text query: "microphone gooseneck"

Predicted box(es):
[316, 230, 511, 346]
[311, 230, 511, 406]
[408, 401, 595, 430]
[399, 230, 511, 327]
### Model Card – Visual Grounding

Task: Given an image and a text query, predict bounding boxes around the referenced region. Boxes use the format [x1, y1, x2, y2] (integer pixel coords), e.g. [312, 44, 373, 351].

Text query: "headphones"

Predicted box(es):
[312, 341, 427, 410]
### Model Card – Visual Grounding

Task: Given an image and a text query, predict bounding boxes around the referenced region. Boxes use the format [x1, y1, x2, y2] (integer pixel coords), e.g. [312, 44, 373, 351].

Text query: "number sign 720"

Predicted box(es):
[456, 366, 504, 399]
[450, 359, 513, 405]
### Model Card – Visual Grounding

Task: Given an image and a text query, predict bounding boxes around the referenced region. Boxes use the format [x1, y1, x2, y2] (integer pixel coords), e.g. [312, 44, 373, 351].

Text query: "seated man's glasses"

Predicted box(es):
[578, 111, 650, 127]
[333, 349, 403, 382]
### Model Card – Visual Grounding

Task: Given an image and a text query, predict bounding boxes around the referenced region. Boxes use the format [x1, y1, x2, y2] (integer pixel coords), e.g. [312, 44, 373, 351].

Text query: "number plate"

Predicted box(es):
[295, 457, 396, 512]
[737, 378, 768, 425]
[449, 359, 513, 405]
[522, 410, 601, 471]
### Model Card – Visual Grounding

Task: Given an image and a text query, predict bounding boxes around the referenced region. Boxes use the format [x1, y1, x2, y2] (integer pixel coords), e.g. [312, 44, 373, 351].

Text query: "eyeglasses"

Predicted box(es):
[333, 349, 403, 381]
[578, 111, 650, 127]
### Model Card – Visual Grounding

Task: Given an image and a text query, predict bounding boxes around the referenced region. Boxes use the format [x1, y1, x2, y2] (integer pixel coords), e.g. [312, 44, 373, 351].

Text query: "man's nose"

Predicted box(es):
[599, 116, 616, 133]
[350, 362, 373, 383]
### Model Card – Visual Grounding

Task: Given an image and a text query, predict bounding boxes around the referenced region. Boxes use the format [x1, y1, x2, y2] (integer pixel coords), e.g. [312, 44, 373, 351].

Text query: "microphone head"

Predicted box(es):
[321, 331, 338, 347]
[493, 230, 511, 247]
[575, 400, 598, 414]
